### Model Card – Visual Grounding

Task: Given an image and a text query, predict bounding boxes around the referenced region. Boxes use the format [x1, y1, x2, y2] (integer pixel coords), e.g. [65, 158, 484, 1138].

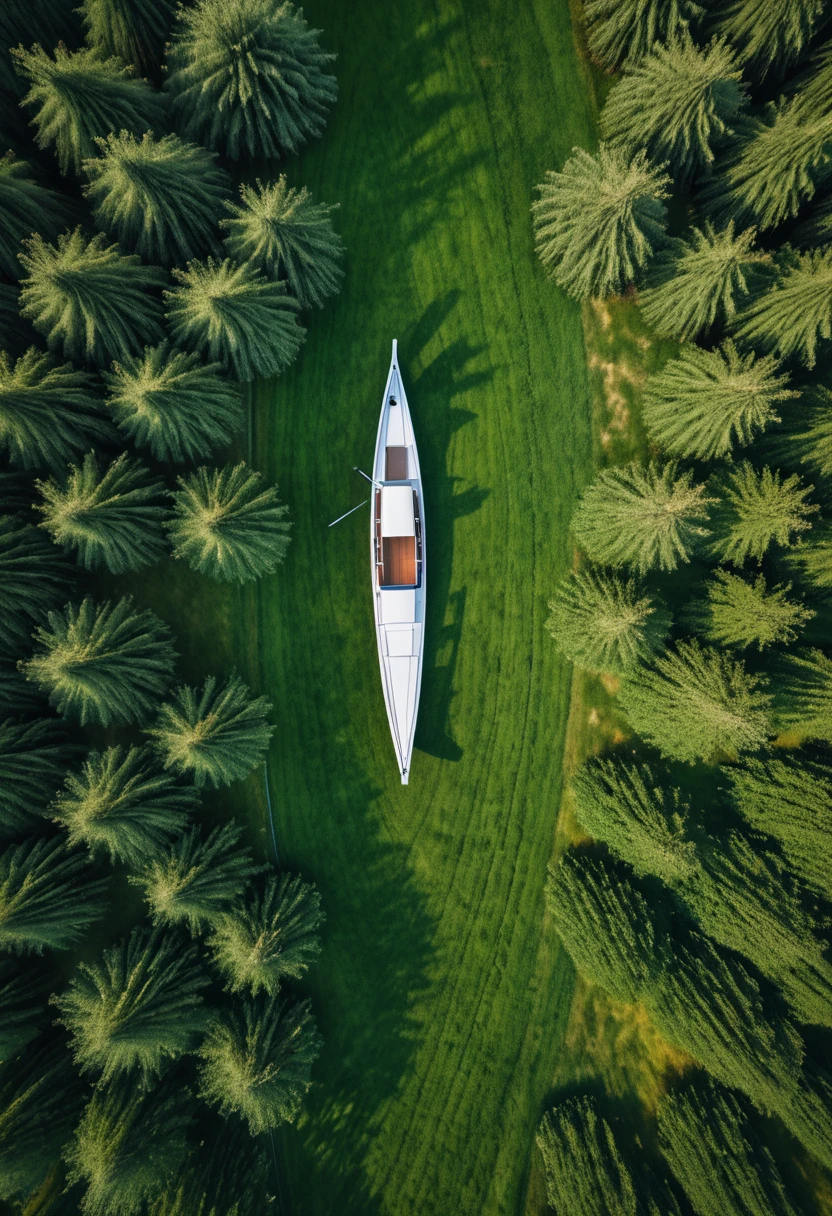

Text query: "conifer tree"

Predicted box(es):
[133, 822, 258, 932]
[65, 1080, 190, 1216]
[79, 0, 175, 78]
[198, 992, 321, 1133]
[19, 229, 166, 366]
[209, 872, 323, 995]
[787, 523, 832, 589]
[105, 344, 244, 463]
[573, 461, 711, 573]
[571, 759, 697, 884]
[710, 463, 816, 565]
[0, 1037, 81, 1204]
[56, 926, 208, 1081]
[0, 957, 51, 1056]
[12, 44, 164, 176]
[0, 153, 67, 278]
[166, 0, 337, 160]
[0, 717, 75, 838]
[84, 131, 231, 266]
[775, 648, 832, 741]
[618, 640, 772, 762]
[601, 35, 743, 183]
[784, 387, 832, 478]
[718, 0, 825, 77]
[642, 342, 795, 459]
[546, 567, 669, 675]
[0, 347, 112, 470]
[21, 596, 176, 727]
[165, 258, 305, 381]
[735, 247, 832, 368]
[168, 463, 291, 583]
[53, 745, 197, 868]
[0, 515, 73, 656]
[641, 227, 771, 342]
[658, 1077, 801, 1216]
[583, 0, 703, 70]
[699, 571, 812, 651]
[0, 835, 108, 953]
[147, 675, 273, 787]
[533, 146, 669, 299]
[222, 177, 344, 309]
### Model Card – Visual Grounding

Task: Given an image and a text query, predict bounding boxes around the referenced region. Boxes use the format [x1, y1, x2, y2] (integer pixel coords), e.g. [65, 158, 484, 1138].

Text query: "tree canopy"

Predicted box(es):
[718, 0, 825, 77]
[582, 0, 703, 70]
[79, 0, 175, 78]
[0, 835, 108, 954]
[0, 956, 52, 1057]
[0, 514, 72, 656]
[734, 247, 832, 368]
[0, 716, 75, 838]
[546, 567, 669, 674]
[0, 152, 66, 278]
[709, 463, 817, 564]
[698, 571, 812, 651]
[0, 1037, 81, 1204]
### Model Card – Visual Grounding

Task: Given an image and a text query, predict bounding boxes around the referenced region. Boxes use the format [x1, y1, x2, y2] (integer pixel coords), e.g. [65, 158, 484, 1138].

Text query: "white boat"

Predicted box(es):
[371, 340, 425, 785]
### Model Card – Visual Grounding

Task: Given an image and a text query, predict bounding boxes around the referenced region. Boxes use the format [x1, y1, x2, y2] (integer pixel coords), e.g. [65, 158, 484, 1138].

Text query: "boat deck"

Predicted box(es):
[382, 536, 416, 586]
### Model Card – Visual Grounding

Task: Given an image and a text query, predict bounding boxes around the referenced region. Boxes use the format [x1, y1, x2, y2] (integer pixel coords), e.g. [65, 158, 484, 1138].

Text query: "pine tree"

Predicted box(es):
[641, 227, 771, 342]
[53, 745, 197, 868]
[165, 258, 305, 381]
[105, 343, 244, 462]
[21, 596, 176, 727]
[222, 177, 344, 309]
[787, 522, 832, 589]
[533, 146, 670, 299]
[0, 347, 112, 470]
[618, 640, 772, 762]
[147, 675, 273, 787]
[718, 0, 825, 77]
[571, 759, 697, 884]
[572, 461, 712, 573]
[79, 0, 175, 78]
[133, 822, 258, 932]
[166, 0, 337, 160]
[197, 992, 321, 1133]
[209, 872, 323, 995]
[65, 1080, 190, 1216]
[12, 43, 164, 176]
[168, 463, 291, 583]
[546, 567, 669, 675]
[19, 229, 166, 367]
[0, 1037, 81, 1203]
[0, 153, 67, 278]
[642, 342, 795, 460]
[0, 717, 75, 838]
[0, 515, 73, 656]
[36, 452, 168, 574]
[0, 957, 51, 1056]
[734, 247, 832, 368]
[601, 35, 744, 183]
[699, 571, 812, 651]
[709, 463, 817, 565]
[583, 0, 703, 70]
[728, 755, 832, 900]
[783, 387, 832, 478]
[0, 835, 108, 954]
[84, 131, 231, 266]
[658, 1077, 800, 1216]
[775, 648, 832, 741]
[56, 926, 208, 1081]
[0, 5, 78, 99]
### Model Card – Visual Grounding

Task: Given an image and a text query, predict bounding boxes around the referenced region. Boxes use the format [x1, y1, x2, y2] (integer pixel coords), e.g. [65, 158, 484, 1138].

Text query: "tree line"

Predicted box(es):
[0, 0, 344, 1212]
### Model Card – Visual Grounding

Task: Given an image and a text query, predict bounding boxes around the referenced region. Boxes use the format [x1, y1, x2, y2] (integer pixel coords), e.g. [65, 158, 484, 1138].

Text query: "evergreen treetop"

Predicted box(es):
[0, 514, 73, 657]
[546, 566, 670, 675]
[698, 571, 812, 651]
[734, 246, 832, 368]
[0, 716, 76, 838]
[0, 835, 108, 954]
[79, 0, 175, 79]
[583, 0, 703, 70]
[709, 463, 817, 565]
[0, 152, 67, 278]
[718, 0, 826, 77]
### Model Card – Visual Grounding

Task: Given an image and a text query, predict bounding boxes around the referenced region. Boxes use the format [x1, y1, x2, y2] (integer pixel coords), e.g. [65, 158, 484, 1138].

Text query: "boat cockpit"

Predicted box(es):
[375, 481, 423, 589]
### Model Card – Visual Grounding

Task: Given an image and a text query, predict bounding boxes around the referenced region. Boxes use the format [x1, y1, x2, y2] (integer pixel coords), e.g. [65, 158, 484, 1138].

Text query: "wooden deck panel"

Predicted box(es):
[382, 536, 417, 586]
[386, 446, 408, 479]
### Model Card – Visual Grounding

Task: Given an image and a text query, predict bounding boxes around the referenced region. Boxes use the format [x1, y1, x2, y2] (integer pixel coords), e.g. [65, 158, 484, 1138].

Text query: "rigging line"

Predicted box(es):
[263, 761, 279, 866]
[328, 497, 368, 527]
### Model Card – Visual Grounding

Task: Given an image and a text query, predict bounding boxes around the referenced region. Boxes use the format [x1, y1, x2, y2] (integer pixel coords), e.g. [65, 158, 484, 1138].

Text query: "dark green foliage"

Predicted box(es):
[0, 717, 74, 838]
[168, 462, 291, 583]
[222, 176, 344, 309]
[0, 153, 66, 278]
[784, 1069, 832, 1173]
[84, 131, 231, 265]
[198, 992, 321, 1133]
[147, 674, 273, 787]
[166, 0, 337, 160]
[618, 640, 772, 762]
[209, 871, 323, 994]
[165, 257, 305, 381]
[533, 145, 669, 300]
[12, 44, 164, 176]
[0, 6, 78, 96]
[787, 522, 832, 589]
[709, 463, 816, 565]
[546, 567, 669, 675]
[0, 835, 108, 954]
[65, 1080, 190, 1216]
[601, 35, 744, 183]
[21, 595, 176, 727]
[642, 342, 793, 460]
[133, 822, 258, 931]
[728, 756, 832, 899]
[36, 452, 168, 574]
[0, 665, 41, 716]
[19, 229, 166, 367]
[53, 745, 197, 868]
[0, 957, 51, 1057]
[735, 247, 832, 367]
[699, 571, 812, 651]
[0, 347, 112, 470]
[783, 387, 832, 477]
[718, 0, 825, 76]
[583, 0, 703, 70]
[775, 648, 832, 740]
[79, 0, 175, 78]
[0, 1037, 82, 1203]
[658, 1077, 800, 1216]
[150, 1122, 270, 1216]
[55, 926, 208, 1081]
[641, 229, 771, 343]
[0, 515, 73, 656]
[571, 759, 697, 883]
[0, 284, 30, 352]
[105, 343, 244, 462]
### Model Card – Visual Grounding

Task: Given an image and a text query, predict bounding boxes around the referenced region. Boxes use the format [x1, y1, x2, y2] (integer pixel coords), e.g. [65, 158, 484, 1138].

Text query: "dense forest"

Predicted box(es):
[0, 1, 343, 1212]
[536, 0, 832, 1211]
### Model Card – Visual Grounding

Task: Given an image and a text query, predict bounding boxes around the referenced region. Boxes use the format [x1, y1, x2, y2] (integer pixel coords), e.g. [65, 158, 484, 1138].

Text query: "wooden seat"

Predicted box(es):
[386, 446, 408, 480]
